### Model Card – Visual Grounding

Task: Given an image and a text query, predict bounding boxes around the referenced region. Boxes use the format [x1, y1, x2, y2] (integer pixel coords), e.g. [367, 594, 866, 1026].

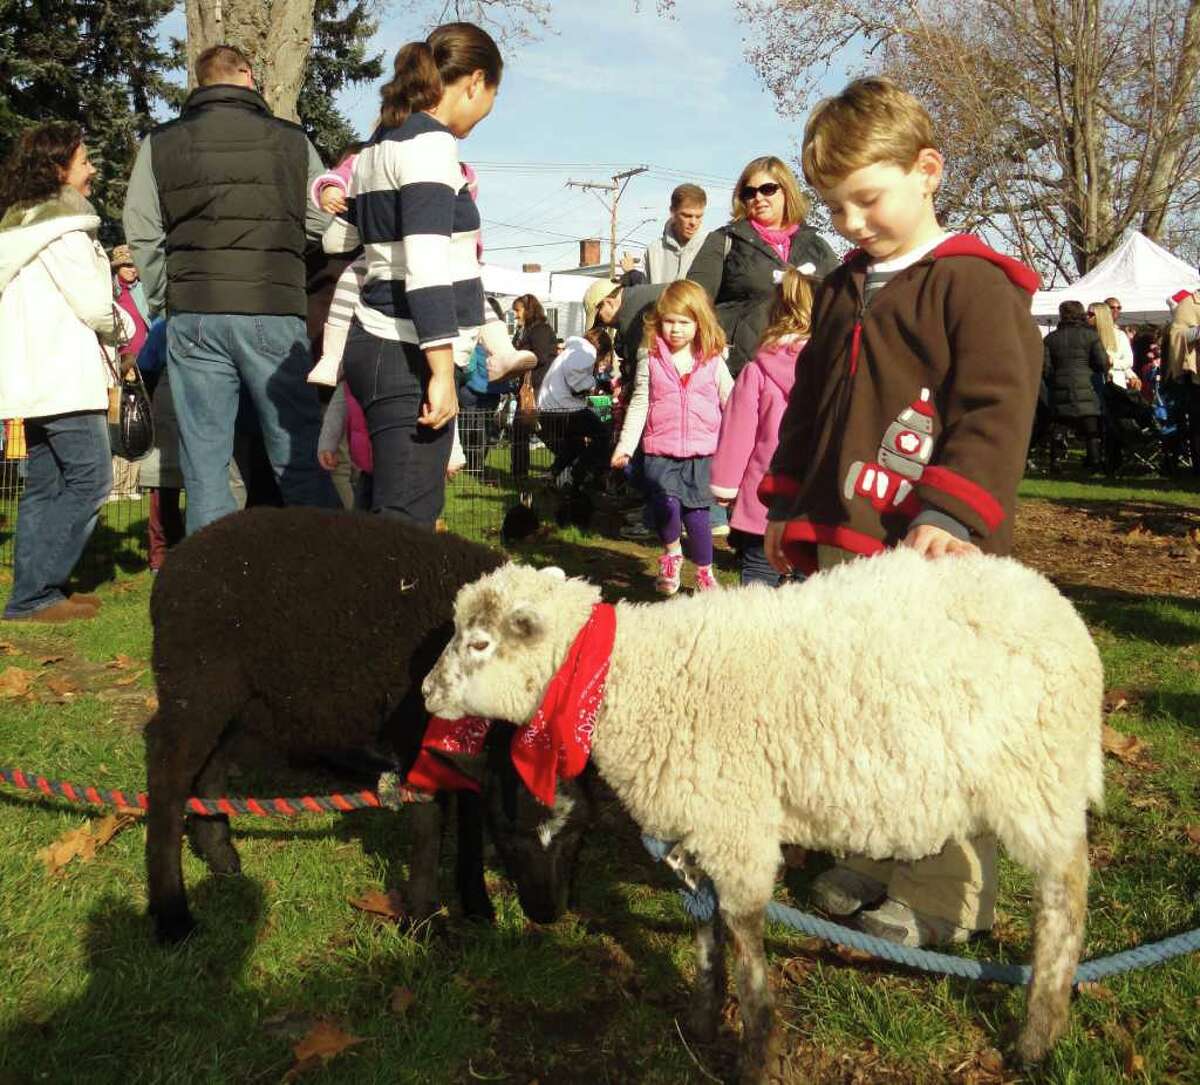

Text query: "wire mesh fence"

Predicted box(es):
[0, 403, 618, 573]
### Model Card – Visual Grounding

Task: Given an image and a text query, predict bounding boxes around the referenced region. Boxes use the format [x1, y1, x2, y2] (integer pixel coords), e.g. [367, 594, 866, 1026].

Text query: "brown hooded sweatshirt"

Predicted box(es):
[760, 235, 1043, 573]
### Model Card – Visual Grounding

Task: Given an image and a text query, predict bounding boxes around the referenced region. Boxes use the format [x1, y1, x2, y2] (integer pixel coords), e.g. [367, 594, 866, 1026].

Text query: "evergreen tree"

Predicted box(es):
[297, 0, 383, 164]
[0, 0, 177, 240]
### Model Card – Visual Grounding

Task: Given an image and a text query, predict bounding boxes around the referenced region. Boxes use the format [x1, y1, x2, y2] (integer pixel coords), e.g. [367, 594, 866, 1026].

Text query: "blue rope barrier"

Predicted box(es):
[642, 835, 1200, 986]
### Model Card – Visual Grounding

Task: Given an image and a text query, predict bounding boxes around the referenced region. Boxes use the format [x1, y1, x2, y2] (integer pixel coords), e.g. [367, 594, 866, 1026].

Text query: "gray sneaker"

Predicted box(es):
[810, 867, 887, 917]
[857, 897, 975, 948]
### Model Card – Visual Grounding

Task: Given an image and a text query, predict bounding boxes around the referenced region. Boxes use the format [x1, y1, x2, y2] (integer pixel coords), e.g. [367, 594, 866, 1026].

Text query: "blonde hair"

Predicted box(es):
[759, 268, 814, 346]
[1089, 302, 1118, 354]
[642, 280, 727, 360]
[731, 156, 809, 226]
[802, 77, 936, 190]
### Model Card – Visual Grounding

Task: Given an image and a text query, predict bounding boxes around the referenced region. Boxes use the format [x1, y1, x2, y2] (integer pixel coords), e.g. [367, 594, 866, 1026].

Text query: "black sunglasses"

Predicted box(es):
[740, 181, 781, 201]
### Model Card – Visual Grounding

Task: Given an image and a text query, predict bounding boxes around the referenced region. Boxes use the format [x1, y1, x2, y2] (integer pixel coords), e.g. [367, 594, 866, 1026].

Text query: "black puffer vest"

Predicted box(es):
[691, 220, 838, 376]
[152, 85, 309, 317]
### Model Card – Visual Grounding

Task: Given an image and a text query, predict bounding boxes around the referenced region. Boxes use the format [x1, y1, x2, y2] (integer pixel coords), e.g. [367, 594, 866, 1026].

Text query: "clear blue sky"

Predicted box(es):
[334, 0, 856, 272]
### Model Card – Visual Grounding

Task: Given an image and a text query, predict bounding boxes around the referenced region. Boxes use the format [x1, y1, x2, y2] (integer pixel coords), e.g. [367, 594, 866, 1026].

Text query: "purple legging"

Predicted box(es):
[652, 493, 713, 565]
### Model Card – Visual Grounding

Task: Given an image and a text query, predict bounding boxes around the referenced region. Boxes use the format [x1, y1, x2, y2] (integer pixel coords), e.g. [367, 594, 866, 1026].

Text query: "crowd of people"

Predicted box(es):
[1, 19, 1199, 950]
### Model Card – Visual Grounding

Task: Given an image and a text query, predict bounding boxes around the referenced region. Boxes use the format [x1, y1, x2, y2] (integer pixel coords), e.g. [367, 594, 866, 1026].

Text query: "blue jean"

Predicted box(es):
[5, 411, 112, 617]
[167, 313, 338, 534]
[735, 531, 806, 588]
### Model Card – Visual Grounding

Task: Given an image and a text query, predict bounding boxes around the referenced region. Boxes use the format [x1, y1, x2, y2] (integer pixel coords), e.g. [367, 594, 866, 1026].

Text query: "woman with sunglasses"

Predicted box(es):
[690, 156, 837, 376]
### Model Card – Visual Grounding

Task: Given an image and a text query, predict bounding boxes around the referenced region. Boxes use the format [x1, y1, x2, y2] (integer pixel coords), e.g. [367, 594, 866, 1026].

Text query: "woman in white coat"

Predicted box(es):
[0, 123, 126, 621]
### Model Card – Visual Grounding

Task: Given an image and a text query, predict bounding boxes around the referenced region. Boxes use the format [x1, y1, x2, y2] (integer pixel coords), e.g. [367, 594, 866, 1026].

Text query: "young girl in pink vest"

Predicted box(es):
[611, 280, 733, 594]
[711, 268, 813, 586]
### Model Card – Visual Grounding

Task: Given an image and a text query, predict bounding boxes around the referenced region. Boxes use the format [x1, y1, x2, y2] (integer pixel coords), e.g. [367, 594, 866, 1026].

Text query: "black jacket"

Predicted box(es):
[689, 220, 838, 375]
[1043, 323, 1107, 419]
[150, 85, 311, 317]
[518, 320, 558, 393]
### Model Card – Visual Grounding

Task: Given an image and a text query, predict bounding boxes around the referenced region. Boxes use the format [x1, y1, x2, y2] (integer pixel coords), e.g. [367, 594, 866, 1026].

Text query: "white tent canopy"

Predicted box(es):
[1032, 232, 1200, 324]
[479, 264, 602, 304]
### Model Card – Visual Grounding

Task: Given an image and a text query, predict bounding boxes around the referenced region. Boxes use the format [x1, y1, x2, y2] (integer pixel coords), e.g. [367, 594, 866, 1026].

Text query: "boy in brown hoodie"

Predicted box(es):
[761, 78, 1044, 947]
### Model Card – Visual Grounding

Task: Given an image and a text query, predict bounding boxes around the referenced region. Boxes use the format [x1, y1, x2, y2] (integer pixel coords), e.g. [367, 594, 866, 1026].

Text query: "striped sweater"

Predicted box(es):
[322, 112, 493, 362]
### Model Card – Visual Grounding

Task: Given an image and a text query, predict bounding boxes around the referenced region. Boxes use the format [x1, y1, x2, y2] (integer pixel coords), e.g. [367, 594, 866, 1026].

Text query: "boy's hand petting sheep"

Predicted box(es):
[902, 523, 981, 559]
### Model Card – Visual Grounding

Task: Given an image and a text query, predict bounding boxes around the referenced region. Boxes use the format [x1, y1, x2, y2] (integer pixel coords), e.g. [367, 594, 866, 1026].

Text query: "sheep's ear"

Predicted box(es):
[505, 602, 544, 642]
[540, 566, 566, 580]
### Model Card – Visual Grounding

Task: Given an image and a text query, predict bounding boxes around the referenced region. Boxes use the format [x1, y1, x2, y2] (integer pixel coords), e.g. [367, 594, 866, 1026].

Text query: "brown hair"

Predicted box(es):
[0, 121, 84, 211]
[379, 22, 502, 129]
[670, 183, 707, 210]
[513, 293, 546, 326]
[585, 326, 613, 369]
[642, 279, 727, 360]
[1057, 300, 1087, 326]
[759, 268, 815, 346]
[730, 156, 809, 226]
[195, 45, 253, 88]
[802, 77, 936, 190]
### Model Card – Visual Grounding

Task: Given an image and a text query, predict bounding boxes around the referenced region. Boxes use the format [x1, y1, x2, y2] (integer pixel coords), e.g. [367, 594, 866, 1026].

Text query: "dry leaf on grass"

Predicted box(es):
[1185, 826, 1200, 847]
[1103, 688, 1135, 714]
[284, 1020, 365, 1081]
[0, 641, 18, 655]
[1102, 724, 1147, 765]
[1077, 981, 1116, 1002]
[832, 944, 876, 964]
[348, 889, 406, 923]
[388, 986, 416, 1017]
[0, 666, 35, 698]
[1124, 1048, 1145, 1076]
[113, 669, 146, 687]
[144, 693, 159, 712]
[35, 653, 64, 666]
[106, 653, 135, 670]
[37, 813, 136, 875]
[44, 675, 81, 700]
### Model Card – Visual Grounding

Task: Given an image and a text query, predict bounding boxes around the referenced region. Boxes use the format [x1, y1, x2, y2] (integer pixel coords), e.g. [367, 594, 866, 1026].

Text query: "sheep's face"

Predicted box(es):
[422, 564, 600, 725]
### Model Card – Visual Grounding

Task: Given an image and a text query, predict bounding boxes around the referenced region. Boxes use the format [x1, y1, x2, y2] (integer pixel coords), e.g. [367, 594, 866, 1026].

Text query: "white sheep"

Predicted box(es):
[422, 549, 1104, 1084]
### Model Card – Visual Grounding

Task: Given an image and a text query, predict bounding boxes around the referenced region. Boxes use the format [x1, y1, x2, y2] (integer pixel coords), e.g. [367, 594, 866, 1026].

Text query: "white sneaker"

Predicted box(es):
[858, 897, 976, 948]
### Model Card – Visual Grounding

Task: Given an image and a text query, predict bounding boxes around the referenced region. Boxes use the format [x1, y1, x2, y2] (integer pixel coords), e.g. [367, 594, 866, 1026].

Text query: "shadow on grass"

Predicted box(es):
[1062, 584, 1199, 646]
[0, 877, 265, 1084]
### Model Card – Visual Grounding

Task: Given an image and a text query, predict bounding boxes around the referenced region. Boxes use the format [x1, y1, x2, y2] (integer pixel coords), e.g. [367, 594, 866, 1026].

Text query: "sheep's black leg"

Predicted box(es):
[185, 748, 240, 876]
[145, 714, 197, 944]
[405, 795, 444, 924]
[454, 791, 495, 922]
[724, 908, 779, 1085]
[688, 910, 726, 1043]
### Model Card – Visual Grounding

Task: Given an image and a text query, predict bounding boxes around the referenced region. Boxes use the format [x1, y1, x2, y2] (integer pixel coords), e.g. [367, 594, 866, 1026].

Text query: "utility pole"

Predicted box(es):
[566, 166, 648, 278]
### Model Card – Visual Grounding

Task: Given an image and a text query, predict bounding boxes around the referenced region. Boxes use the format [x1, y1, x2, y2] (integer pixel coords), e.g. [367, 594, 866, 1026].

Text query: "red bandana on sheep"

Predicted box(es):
[409, 603, 616, 806]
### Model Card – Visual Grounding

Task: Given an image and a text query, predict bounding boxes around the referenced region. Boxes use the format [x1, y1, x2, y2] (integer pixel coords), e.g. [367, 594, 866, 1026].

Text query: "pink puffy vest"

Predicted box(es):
[344, 385, 373, 473]
[642, 341, 723, 458]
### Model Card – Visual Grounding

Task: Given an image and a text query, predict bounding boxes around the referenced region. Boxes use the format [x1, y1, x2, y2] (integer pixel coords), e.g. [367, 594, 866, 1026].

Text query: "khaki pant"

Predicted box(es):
[817, 544, 997, 931]
[111, 454, 141, 497]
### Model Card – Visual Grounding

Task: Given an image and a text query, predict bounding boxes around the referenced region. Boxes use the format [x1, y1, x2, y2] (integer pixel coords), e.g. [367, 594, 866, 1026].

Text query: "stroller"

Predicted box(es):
[1102, 371, 1189, 475]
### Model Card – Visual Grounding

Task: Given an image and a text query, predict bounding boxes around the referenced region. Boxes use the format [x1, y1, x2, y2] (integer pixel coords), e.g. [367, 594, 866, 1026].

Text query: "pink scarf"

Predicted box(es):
[750, 219, 798, 262]
[408, 603, 616, 806]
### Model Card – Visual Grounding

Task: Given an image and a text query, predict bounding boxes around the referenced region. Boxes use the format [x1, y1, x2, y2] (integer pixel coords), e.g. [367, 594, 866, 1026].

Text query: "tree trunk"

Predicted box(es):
[185, 0, 315, 121]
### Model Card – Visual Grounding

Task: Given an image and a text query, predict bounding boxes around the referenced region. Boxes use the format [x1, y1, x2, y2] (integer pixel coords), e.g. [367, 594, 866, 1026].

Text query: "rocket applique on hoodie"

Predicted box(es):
[843, 388, 935, 516]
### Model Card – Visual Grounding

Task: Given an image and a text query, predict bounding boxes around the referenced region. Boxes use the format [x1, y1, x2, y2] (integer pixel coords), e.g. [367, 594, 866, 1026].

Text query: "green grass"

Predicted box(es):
[1, 483, 1198, 1083]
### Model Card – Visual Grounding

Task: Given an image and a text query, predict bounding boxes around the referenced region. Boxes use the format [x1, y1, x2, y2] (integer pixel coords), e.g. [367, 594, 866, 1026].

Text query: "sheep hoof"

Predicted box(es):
[152, 910, 197, 946]
[1015, 1026, 1055, 1067]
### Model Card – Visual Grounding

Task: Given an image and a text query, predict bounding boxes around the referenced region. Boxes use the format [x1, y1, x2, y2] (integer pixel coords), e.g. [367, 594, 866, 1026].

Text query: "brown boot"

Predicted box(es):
[68, 593, 102, 610]
[7, 599, 98, 623]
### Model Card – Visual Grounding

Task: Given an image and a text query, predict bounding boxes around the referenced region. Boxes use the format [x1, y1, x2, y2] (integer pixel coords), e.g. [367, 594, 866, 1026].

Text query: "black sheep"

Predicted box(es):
[144, 507, 588, 943]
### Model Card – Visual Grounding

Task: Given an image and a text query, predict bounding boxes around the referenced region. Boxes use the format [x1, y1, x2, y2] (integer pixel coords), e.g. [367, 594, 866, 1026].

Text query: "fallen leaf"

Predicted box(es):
[0, 641, 18, 655]
[778, 956, 816, 985]
[1186, 826, 1200, 846]
[106, 654, 135, 670]
[113, 669, 146, 687]
[283, 1020, 365, 1081]
[37, 813, 136, 875]
[1103, 688, 1132, 714]
[0, 666, 34, 698]
[831, 944, 875, 964]
[1102, 724, 1146, 765]
[44, 675, 81, 699]
[1124, 1048, 1145, 1076]
[35, 654, 64, 666]
[388, 986, 416, 1017]
[348, 889, 406, 923]
[144, 693, 159, 712]
[1078, 981, 1116, 1002]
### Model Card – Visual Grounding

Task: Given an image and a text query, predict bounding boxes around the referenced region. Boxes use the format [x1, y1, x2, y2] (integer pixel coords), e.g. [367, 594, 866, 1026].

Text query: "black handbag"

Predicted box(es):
[102, 306, 155, 459]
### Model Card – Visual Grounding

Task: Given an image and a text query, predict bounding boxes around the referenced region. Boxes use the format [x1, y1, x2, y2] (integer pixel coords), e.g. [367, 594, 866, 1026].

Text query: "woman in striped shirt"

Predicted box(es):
[326, 22, 502, 528]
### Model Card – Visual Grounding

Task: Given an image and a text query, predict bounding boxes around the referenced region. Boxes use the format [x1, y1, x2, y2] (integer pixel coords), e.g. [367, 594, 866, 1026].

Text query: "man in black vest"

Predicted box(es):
[123, 44, 338, 533]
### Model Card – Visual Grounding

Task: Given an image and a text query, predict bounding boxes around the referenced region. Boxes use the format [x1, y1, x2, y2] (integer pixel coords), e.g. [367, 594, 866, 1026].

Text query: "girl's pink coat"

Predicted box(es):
[710, 338, 805, 534]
